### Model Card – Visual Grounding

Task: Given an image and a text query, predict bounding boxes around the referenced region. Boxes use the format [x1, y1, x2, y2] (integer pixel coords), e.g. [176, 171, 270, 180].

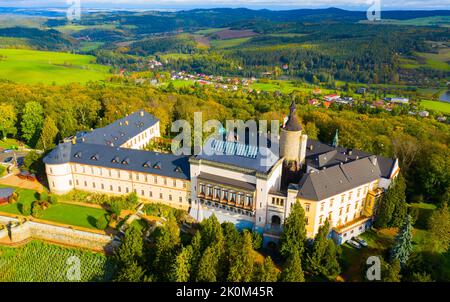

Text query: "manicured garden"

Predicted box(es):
[0, 186, 110, 230]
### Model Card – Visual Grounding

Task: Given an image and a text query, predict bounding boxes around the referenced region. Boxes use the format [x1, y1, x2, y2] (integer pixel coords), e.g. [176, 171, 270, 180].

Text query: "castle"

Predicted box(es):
[44, 105, 399, 245]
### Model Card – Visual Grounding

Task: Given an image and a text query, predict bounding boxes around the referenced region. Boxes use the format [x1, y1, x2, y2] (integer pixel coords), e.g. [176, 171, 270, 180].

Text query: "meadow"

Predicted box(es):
[0, 48, 110, 84]
[421, 100, 450, 114]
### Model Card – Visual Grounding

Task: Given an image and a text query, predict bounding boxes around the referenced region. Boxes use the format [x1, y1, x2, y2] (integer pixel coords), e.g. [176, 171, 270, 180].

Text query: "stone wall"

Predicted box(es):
[0, 215, 119, 253]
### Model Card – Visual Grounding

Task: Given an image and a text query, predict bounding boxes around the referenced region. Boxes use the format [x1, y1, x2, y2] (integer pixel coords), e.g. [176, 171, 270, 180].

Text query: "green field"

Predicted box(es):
[210, 37, 252, 49]
[0, 49, 110, 84]
[360, 16, 450, 27]
[421, 100, 450, 114]
[0, 240, 114, 281]
[194, 28, 227, 35]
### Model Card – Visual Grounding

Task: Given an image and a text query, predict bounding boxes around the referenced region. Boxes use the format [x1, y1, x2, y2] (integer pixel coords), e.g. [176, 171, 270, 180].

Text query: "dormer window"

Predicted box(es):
[122, 158, 130, 165]
[153, 162, 161, 169]
[174, 166, 182, 173]
[91, 154, 99, 161]
[74, 152, 82, 158]
[143, 161, 151, 168]
[112, 156, 120, 163]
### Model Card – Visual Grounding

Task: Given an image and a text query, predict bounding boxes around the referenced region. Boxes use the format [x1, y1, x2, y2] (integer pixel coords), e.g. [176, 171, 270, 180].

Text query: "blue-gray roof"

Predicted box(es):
[194, 138, 280, 174]
[44, 142, 190, 180]
[77, 110, 159, 147]
[0, 188, 14, 198]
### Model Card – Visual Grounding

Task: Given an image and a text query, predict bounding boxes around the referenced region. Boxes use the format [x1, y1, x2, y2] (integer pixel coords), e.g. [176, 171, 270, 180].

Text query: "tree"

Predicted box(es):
[153, 214, 181, 280]
[227, 230, 254, 282]
[21, 101, 44, 147]
[306, 220, 341, 279]
[428, 202, 450, 253]
[36, 116, 59, 150]
[279, 201, 307, 258]
[169, 246, 193, 282]
[199, 215, 224, 251]
[376, 174, 407, 228]
[196, 244, 220, 282]
[254, 256, 279, 282]
[189, 231, 202, 281]
[0, 103, 17, 140]
[281, 250, 304, 282]
[391, 215, 414, 266]
[114, 260, 145, 282]
[114, 223, 143, 267]
[382, 259, 401, 282]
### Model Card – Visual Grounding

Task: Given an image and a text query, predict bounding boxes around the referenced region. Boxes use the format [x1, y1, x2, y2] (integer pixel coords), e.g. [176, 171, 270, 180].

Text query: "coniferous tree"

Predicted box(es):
[253, 256, 279, 282]
[281, 250, 305, 282]
[279, 201, 307, 258]
[376, 174, 407, 228]
[153, 214, 181, 280]
[114, 260, 145, 282]
[196, 244, 220, 282]
[382, 259, 401, 282]
[391, 214, 414, 266]
[227, 230, 254, 282]
[169, 246, 193, 282]
[306, 220, 341, 279]
[189, 231, 202, 281]
[428, 201, 450, 252]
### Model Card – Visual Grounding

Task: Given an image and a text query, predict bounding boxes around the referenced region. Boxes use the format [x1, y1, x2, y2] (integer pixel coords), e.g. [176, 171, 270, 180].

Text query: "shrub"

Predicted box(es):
[48, 194, 58, 205]
[96, 215, 109, 230]
[9, 192, 19, 204]
[251, 231, 263, 250]
[39, 191, 49, 202]
[31, 201, 50, 218]
[20, 203, 31, 216]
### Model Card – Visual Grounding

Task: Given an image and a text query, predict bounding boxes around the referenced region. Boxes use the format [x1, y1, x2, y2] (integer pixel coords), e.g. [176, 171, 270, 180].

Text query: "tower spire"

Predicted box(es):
[332, 129, 339, 148]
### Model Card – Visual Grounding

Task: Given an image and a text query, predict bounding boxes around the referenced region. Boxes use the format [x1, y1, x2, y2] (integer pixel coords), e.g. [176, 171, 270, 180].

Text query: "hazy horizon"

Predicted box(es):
[1, 0, 450, 11]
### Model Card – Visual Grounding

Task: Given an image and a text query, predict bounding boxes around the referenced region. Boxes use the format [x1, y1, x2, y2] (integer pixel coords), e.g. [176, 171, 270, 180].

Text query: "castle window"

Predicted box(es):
[110, 185, 113, 191]
[149, 191, 153, 197]
[214, 188, 221, 199]
[118, 186, 121, 193]
[305, 217, 309, 225]
[339, 208, 343, 215]
[223, 190, 228, 201]
[330, 198, 334, 208]
[91, 154, 99, 161]
[320, 202, 324, 212]
[153, 162, 161, 169]
[154, 176, 158, 184]
[160, 193, 163, 199]
[92, 182, 96, 188]
[346, 205, 350, 213]
[84, 181, 87, 187]
[231, 192, 236, 203]
[173, 180, 177, 187]
[328, 212, 333, 220]
[341, 195, 345, 203]
[69, 180, 72, 186]
[164, 178, 167, 185]
[141, 190, 144, 196]
[169, 195, 172, 201]
[101, 184, 104, 190]
[246, 195, 253, 207]
[112, 156, 120, 163]
[179, 197, 183, 203]
[76, 180, 79, 185]
[349, 192, 353, 201]
[357, 188, 361, 197]
[126, 187, 129, 193]
[74, 152, 82, 158]
[305, 204, 310, 212]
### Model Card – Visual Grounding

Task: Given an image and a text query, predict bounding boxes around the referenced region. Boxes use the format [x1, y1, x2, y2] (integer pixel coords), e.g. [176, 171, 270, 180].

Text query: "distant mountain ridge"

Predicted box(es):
[1, 6, 450, 21]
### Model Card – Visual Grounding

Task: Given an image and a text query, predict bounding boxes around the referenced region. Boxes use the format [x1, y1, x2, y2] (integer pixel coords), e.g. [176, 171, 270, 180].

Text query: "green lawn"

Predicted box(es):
[39, 203, 109, 230]
[0, 185, 108, 230]
[0, 185, 38, 215]
[0, 48, 110, 84]
[0, 138, 28, 149]
[420, 100, 450, 114]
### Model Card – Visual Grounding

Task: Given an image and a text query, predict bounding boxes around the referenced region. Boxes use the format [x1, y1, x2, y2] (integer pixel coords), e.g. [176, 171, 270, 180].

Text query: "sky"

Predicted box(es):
[0, 0, 449, 10]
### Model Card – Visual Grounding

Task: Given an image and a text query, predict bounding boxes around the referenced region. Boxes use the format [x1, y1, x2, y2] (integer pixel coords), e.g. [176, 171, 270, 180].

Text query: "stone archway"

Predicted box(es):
[271, 215, 281, 227]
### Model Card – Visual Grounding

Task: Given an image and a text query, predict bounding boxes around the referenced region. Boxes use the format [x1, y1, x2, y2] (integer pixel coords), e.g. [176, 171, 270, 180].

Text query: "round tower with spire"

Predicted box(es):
[280, 101, 303, 164]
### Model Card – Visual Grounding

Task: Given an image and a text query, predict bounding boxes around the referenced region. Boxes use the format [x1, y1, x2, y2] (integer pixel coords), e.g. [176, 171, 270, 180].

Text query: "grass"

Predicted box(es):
[0, 185, 37, 215]
[210, 37, 252, 49]
[0, 48, 110, 84]
[0, 138, 27, 149]
[78, 41, 104, 52]
[0, 185, 109, 230]
[39, 203, 109, 230]
[420, 100, 450, 114]
[194, 28, 227, 35]
[0, 165, 5, 177]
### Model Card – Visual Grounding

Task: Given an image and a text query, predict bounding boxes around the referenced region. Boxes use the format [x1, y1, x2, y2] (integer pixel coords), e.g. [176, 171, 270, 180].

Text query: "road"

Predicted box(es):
[0, 150, 28, 168]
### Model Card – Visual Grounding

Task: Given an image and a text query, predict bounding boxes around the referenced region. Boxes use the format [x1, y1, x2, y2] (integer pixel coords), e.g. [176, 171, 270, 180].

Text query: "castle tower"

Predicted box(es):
[280, 101, 307, 166]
